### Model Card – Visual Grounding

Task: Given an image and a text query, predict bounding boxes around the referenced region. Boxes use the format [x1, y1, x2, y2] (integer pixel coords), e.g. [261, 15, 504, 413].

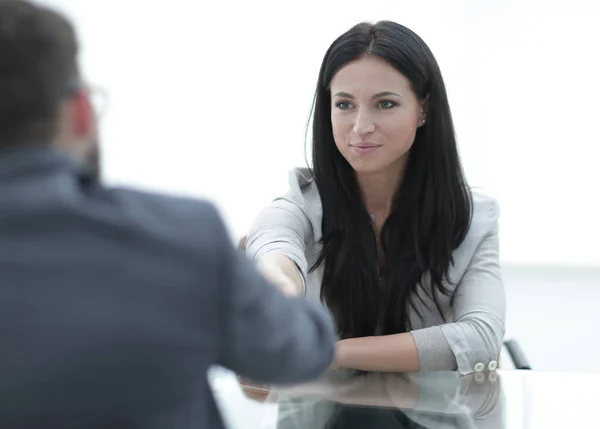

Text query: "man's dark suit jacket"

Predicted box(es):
[0, 146, 336, 428]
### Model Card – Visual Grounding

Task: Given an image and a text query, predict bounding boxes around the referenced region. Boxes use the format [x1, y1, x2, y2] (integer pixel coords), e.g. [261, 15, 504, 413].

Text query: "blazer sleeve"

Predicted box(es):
[440, 200, 505, 374]
[244, 197, 312, 294]
[210, 204, 335, 384]
[412, 199, 506, 375]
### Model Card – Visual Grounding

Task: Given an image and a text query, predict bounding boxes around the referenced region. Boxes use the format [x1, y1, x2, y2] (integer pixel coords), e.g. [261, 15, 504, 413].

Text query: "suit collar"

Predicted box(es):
[0, 144, 93, 182]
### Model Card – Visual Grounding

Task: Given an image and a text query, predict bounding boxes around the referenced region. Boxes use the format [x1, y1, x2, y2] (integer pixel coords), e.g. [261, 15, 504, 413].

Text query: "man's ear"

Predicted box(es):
[71, 89, 94, 138]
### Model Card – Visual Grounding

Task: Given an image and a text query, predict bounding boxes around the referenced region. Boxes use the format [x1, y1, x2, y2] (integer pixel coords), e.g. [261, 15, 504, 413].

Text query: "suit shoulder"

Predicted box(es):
[103, 187, 230, 251]
[109, 187, 219, 222]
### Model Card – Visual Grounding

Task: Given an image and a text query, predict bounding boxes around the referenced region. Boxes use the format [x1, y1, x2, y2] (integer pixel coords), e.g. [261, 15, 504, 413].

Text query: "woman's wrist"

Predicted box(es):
[332, 340, 348, 370]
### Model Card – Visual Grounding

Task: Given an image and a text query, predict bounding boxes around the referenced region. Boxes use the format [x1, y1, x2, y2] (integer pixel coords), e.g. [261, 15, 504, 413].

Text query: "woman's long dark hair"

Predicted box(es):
[310, 21, 472, 339]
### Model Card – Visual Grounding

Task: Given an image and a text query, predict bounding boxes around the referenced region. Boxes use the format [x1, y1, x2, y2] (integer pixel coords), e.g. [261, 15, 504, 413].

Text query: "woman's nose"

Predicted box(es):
[352, 109, 376, 136]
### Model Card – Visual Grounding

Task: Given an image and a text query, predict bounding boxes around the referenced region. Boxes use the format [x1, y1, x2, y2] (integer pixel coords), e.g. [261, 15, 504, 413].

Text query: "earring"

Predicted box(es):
[420, 108, 426, 125]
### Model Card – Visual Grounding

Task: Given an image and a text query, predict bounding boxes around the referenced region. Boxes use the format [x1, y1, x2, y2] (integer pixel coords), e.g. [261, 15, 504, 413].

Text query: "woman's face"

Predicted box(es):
[330, 56, 425, 175]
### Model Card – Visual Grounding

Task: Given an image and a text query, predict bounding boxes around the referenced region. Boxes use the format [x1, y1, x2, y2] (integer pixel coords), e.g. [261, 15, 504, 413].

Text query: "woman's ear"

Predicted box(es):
[418, 94, 430, 127]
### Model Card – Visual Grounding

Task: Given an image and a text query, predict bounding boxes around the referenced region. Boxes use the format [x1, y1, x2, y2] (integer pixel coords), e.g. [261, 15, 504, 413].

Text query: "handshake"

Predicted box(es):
[237, 237, 341, 395]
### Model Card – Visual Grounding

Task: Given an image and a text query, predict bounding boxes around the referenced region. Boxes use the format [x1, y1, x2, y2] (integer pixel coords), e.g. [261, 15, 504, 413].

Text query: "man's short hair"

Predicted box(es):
[0, 0, 79, 148]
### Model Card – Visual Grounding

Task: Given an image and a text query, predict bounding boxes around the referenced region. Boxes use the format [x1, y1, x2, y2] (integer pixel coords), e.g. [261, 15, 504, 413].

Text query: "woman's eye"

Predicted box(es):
[336, 101, 353, 110]
[378, 100, 397, 109]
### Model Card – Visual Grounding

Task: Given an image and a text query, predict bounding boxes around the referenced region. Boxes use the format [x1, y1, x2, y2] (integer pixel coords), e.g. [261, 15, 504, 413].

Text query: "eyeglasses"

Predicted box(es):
[59, 83, 110, 118]
[87, 85, 109, 118]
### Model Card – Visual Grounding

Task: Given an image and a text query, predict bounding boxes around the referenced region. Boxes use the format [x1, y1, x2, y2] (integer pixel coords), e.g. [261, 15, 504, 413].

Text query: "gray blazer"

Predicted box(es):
[0, 147, 335, 429]
[246, 168, 506, 375]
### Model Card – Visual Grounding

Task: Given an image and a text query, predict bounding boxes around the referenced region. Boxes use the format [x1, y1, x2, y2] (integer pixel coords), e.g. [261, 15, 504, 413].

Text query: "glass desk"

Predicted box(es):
[212, 369, 600, 428]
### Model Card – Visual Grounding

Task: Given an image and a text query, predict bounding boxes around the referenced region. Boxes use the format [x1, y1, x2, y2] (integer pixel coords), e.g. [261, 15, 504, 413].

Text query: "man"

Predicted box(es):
[0, 1, 336, 427]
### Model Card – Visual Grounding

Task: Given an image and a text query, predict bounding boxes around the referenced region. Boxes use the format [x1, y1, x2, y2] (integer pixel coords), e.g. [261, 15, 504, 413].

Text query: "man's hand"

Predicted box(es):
[256, 254, 302, 297]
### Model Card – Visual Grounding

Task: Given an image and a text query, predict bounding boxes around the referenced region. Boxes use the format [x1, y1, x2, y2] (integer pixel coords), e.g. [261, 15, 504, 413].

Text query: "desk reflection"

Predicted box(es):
[238, 371, 503, 429]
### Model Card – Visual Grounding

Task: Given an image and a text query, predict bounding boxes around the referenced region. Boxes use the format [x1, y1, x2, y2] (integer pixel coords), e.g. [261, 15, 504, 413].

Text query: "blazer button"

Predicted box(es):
[488, 360, 498, 371]
[474, 362, 485, 372]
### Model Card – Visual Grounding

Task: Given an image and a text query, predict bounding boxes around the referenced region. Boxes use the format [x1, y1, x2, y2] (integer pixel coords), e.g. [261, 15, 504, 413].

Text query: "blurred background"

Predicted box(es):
[44, 0, 600, 372]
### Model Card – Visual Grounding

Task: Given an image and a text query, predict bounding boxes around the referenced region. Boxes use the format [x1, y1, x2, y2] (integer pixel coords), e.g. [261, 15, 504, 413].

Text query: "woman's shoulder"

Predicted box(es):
[447, 189, 500, 276]
[469, 189, 500, 228]
[452, 189, 499, 257]
[256, 167, 322, 240]
[280, 167, 323, 213]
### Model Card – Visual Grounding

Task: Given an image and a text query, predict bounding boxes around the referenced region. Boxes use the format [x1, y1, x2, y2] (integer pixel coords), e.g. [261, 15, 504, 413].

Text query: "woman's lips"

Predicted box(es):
[351, 144, 381, 155]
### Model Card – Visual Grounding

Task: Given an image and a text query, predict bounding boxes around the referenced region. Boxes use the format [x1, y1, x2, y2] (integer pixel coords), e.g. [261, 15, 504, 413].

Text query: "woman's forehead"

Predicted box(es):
[330, 57, 412, 97]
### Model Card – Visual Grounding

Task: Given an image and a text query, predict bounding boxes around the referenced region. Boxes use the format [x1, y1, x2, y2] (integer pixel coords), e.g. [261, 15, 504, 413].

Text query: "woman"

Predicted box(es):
[245, 21, 505, 375]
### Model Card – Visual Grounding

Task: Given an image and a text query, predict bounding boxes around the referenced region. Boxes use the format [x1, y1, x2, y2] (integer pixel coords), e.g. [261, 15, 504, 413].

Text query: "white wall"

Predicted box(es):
[503, 265, 600, 372]
[37, 0, 600, 374]
[42, 0, 600, 266]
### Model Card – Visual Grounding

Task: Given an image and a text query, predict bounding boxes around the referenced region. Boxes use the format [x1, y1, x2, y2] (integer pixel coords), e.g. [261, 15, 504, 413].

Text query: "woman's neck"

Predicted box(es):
[356, 162, 406, 228]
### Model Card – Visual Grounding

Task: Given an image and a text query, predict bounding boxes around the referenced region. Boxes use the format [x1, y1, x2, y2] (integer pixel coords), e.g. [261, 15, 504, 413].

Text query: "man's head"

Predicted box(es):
[0, 0, 99, 170]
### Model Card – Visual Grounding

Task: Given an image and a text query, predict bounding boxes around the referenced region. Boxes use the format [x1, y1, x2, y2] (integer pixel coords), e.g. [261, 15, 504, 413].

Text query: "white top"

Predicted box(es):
[245, 167, 506, 375]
